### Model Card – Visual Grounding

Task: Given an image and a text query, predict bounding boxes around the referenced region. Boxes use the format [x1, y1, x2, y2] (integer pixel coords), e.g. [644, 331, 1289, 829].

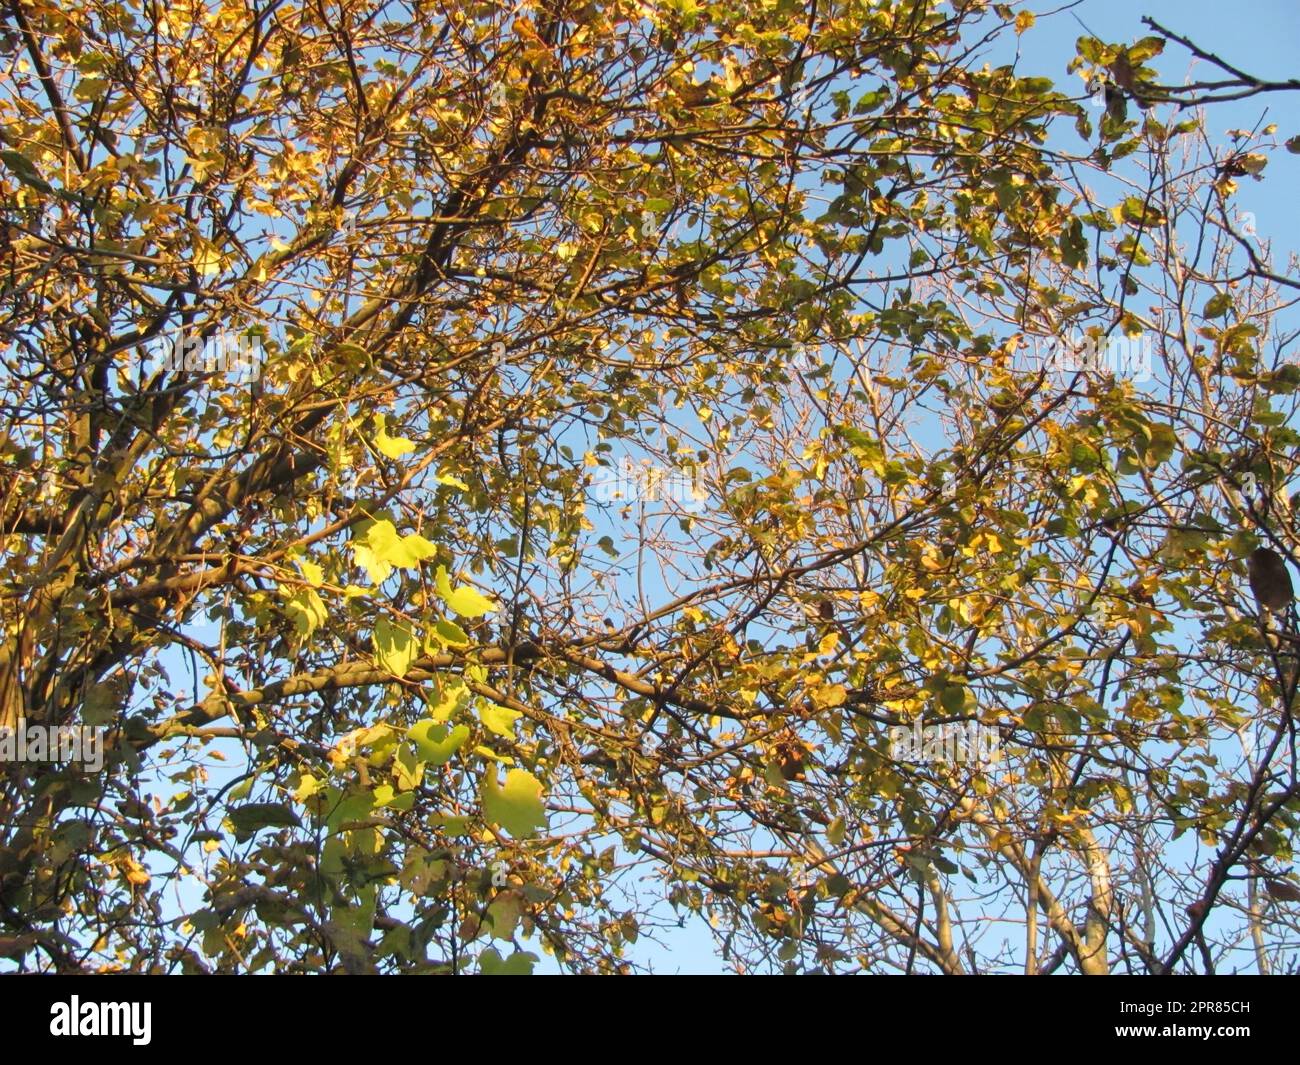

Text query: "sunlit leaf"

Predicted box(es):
[408, 721, 470, 766]
[373, 616, 418, 677]
[482, 768, 546, 837]
[373, 413, 416, 459]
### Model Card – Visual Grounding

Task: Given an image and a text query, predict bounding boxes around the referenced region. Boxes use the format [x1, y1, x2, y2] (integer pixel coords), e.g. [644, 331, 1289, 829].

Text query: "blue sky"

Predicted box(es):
[996, 0, 1299, 269]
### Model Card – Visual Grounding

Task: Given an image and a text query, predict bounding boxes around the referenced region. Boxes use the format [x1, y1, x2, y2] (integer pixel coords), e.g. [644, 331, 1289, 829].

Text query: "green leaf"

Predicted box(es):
[1060, 216, 1087, 270]
[82, 681, 120, 727]
[432, 618, 471, 647]
[482, 768, 546, 837]
[392, 744, 423, 790]
[334, 342, 372, 370]
[330, 892, 378, 956]
[854, 88, 889, 113]
[422, 678, 469, 722]
[435, 564, 498, 617]
[325, 789, 377, 833]
[1118, 196, 1165, 228]
[1202, 292, 1233, 319]
[351, 544, 387, 584]
[1127, 36, 1165, 62]
[483, 891, 524, 940]
[229, 802, 301, 839]
[449, 583, 498, 616]
[373, 783, 415, 811]
[824, 873, 853, 897]
[479, 947, 537, 975]
[433, 814, 473, 835]
[838, 424, 885, 475]
[373, 616, 417, 677]
[1262, 365, 1300, 394]
[1138, 423, 1177, 467]
[0, 150, 53, 193]
[407, 721, 470, 766]
[939, 683, 967, 714]
[478, 700, 521, 739]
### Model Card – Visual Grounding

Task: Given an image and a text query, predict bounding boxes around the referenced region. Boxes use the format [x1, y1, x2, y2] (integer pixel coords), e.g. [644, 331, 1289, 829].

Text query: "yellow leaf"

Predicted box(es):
[374, 414, 416, 459]
[191, 237, 224, 277]
[810, 683, 847, 709]
[437, 471, 470, 490]
[281, 586, 328, 638]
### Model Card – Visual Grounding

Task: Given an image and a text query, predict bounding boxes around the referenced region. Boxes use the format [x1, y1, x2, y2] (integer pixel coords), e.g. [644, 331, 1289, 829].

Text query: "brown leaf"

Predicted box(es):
[1265, 878, 1300, 903]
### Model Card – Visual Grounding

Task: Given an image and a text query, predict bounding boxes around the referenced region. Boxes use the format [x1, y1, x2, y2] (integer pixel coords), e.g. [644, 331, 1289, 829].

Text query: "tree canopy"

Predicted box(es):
[1, 0, 1298, 974]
